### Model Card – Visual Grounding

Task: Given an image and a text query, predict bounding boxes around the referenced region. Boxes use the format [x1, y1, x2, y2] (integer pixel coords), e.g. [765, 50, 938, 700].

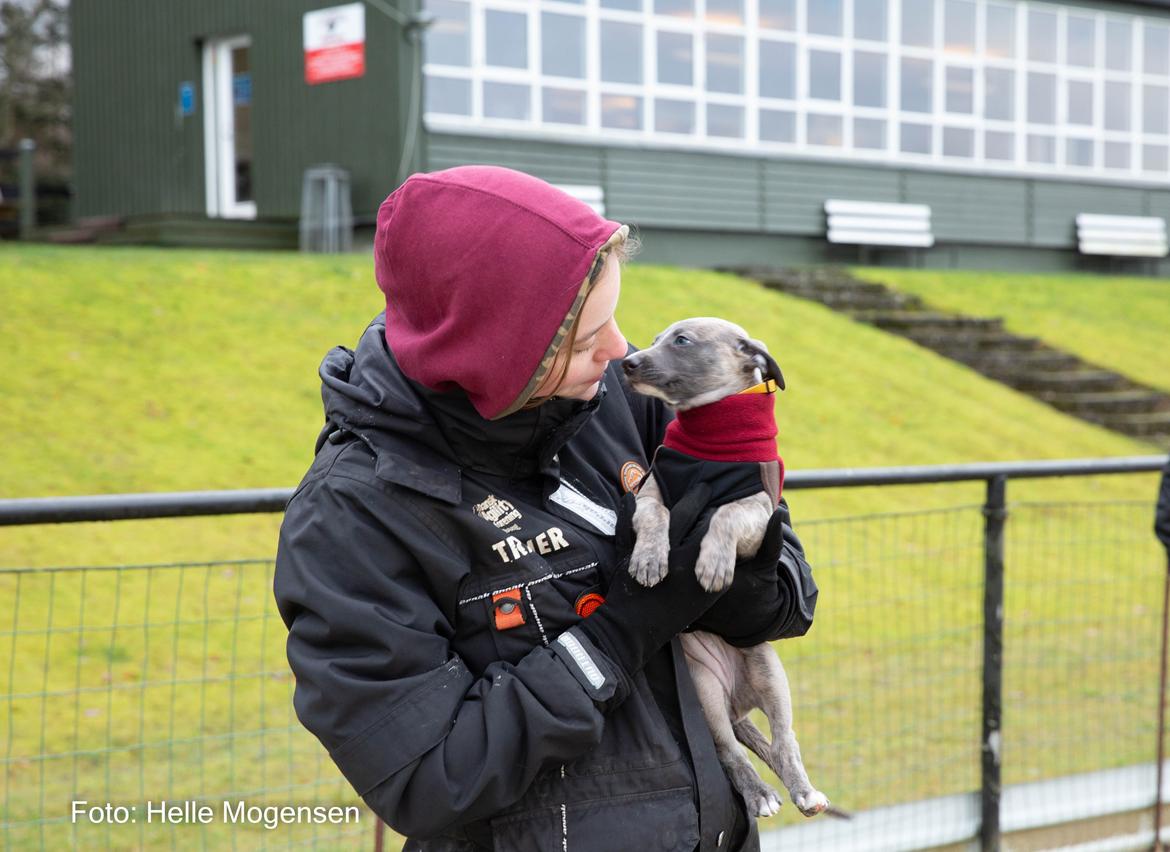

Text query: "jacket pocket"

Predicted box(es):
[490, 787, 699, 852]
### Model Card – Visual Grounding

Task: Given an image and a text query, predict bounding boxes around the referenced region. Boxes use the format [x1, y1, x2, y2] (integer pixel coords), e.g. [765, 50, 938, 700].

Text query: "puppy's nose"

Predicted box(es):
[622, 353, 643, 374]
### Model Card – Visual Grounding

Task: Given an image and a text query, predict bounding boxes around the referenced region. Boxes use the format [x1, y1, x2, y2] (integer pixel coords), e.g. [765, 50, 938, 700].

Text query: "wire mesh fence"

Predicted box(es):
[0, 464, 1166, 851]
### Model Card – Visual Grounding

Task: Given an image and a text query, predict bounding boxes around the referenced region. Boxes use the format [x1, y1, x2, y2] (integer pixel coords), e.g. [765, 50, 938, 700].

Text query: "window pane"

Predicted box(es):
[1027, 72, 1056, 124]
[900, 122, 931, 154]
[601, 93, 642, 128]
[542, 14, 585, 78]
[655, 0, 693, 18]
[707, 34, 744, 94]
[425, 75, 471, 114]
[424, 0, 470, 66]
[1066, 138, 1094, 167]
[984, 67, 1014, 120]
[601, 21, 642, 83]
[483, 82, 530, 119]
[807, 113, 843, 146]
[854, 51, 886, 107]
[854, 117, 886, 149]
[1144, 144, 1169, 172]
[1105, 19, 1131, 71]
[1106, 81, 1130, 131]
[759, 40, 796, 99]
[943, 126, 974, 157]
[985, 3, 1015, 59]
[602, 0, 642, 9]
[946, 66, 974, 113]
[706, 0, 743, 25]
[1028, 9, 1057, 63]
[759, 108, 795, 141]
[655, 98, 694, 132]
[658, 31, 693, 85]
[809, 49, 841, 101]
[985, 130, 1014, 160]
[808, 0, 842, 36]
[1026, 134, 1055, 164]
[708, 104, 744, 137]
[1066, 15, 1095, 68]
[1067, 80, 1093, 126]
[1145, 85, 1169, 134]
[1145, 24, 1170, 75]
[901, 57, 932, 113]
[854, 0, 886, 41]
[1071, 137, 1095, 165]
[1105, 141, 1130, 169]
[759, 0, 794, 30]
[944, 0, 975, 54]
[902, 0, 933, 47]
[485, 10, 527, 69]
[542, 88, 586, 124]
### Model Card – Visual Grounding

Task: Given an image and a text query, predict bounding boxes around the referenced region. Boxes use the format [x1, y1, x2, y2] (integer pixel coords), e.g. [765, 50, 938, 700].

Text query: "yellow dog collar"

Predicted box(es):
[738, 379, 779, 395]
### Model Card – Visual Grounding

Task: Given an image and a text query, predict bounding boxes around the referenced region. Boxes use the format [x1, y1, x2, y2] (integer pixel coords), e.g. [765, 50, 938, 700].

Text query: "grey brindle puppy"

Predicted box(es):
[622, 317, 830, 820]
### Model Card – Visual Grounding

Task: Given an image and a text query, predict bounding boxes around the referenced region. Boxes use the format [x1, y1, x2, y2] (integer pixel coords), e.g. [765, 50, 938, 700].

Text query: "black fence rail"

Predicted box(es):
[0, 456, 1166, 851]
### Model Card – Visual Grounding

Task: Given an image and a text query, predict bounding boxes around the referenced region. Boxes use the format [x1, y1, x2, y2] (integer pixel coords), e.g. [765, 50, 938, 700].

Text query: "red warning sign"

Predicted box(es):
[304, 3, 366, 85]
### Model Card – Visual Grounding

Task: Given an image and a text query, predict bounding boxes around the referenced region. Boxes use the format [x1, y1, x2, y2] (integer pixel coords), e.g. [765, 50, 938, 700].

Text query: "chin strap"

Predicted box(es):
[738, 379, 779, 395]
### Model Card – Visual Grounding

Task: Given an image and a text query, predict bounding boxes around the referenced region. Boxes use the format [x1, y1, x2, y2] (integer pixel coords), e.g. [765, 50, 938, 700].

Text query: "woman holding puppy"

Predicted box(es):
[274, 166, 817, 852]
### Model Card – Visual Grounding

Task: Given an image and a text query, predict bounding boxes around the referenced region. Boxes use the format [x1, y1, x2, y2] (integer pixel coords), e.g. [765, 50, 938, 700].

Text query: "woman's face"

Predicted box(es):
[535, 254, 627, 402]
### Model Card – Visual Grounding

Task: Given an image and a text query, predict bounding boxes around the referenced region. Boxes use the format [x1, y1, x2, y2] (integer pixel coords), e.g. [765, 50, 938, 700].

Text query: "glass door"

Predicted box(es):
[202, 36, 255, 219]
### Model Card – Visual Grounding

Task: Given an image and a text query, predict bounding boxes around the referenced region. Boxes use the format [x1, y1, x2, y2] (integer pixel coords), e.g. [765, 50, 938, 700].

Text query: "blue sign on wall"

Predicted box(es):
[179, 82, 195, 116]
[233, 73, 252, 107]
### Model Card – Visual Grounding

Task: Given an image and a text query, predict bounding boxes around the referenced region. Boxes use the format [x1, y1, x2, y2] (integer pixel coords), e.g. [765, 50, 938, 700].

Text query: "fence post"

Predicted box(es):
[1154, 555, 1170, 851]
[981, 475, 1006, 852]
[18, 138, 36, 240]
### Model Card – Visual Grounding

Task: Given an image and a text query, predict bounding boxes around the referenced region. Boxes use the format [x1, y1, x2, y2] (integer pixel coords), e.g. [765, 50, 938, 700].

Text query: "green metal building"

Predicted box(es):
[71, 0, 1170, 270]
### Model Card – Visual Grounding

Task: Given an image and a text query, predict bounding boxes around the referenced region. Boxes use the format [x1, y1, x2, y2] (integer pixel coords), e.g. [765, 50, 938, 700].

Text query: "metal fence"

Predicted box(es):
[0, 456, 1166, 851]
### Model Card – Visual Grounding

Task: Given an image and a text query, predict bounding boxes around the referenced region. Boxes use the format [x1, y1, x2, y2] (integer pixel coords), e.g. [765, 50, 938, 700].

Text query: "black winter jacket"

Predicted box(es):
[274, 317, 816, 851]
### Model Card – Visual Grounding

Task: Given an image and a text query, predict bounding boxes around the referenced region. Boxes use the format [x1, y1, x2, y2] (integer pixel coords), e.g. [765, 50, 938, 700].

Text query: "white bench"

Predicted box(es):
[1075, 213, 1168, 257]
[553, 184, 605, 217]
[825, 199, 934, 248]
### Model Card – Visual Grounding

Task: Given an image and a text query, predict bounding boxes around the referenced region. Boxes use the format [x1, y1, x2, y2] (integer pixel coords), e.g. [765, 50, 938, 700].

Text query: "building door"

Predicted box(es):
[203, 36, 255, 219]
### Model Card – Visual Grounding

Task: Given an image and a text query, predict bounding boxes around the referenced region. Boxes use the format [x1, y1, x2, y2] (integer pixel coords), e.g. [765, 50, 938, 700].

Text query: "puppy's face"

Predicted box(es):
[622, 317, 784, 410]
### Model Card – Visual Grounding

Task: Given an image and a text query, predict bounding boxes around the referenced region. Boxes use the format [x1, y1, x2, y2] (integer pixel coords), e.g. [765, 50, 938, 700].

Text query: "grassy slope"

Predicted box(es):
[0, 247, 1165, 846]
[852, 266, 1170, 396]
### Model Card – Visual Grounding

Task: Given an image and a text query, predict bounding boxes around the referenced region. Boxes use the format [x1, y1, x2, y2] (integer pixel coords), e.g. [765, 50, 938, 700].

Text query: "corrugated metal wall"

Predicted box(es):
[428, 132, 1170, 258]
[71, 0, 412, 220]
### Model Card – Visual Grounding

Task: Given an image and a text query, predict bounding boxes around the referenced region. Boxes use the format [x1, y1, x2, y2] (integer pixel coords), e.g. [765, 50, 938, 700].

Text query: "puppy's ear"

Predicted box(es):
[738, 338, 785, 390]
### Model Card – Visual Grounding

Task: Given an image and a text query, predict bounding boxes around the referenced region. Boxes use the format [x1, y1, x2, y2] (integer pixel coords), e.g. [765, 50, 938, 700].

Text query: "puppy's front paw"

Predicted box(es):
[745, 786, 783, 819]
[695, 540, 736, 592]
[793, 790, 830, 817]
[629, 532, 669, 587]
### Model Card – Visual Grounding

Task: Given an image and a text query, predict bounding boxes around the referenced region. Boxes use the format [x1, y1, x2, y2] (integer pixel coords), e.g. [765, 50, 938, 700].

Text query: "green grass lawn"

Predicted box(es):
[852, 266, 1170, 396]
[1, 246, 1165, 848]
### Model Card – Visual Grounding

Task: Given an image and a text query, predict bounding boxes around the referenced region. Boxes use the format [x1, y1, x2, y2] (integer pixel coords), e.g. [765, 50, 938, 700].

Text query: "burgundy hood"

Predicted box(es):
[374, 166, 627, 420]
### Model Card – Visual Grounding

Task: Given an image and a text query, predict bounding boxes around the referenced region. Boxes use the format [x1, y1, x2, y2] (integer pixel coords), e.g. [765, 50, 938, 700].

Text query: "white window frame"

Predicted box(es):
[421, 0, 1170, 187]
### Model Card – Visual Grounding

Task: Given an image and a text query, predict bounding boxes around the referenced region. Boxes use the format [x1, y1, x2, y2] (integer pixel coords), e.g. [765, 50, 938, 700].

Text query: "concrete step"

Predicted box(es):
[952, 348, 1084, 372]
[988, 368, 1127, 393]
[1087, 409, 1170, 437]
[1041, 390, 1170, 415]
[905, 330, 1044, 352]
[768, 288, 923, 312]
[856, 311, 1004, 332]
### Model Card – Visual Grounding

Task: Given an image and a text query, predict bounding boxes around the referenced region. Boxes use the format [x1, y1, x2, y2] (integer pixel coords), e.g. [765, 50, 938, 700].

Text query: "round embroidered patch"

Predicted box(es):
[620, 460, 647, 493]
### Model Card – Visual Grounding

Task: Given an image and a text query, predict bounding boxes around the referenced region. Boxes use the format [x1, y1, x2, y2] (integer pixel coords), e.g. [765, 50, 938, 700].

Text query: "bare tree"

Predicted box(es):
[0, 0, 71, 183]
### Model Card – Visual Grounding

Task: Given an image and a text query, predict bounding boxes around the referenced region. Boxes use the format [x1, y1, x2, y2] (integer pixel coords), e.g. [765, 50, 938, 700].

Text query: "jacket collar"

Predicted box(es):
[319, 316, 605, 504]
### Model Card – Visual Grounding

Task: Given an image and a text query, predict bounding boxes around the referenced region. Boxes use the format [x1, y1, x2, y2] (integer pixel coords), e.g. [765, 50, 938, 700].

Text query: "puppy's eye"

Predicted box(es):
[673, 335, 691, 346]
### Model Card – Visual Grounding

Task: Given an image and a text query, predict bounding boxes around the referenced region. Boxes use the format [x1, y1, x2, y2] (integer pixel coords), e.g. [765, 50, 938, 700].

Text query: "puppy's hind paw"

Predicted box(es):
[629, 540, 669, 587]
[745, 788, 783, 819]
[794, 790, 830, 818]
